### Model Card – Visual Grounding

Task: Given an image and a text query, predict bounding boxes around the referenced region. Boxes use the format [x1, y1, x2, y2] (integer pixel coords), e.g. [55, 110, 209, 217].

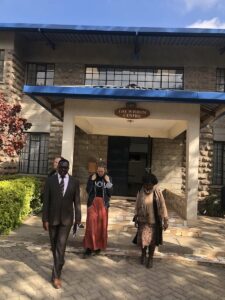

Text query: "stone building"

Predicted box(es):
[0, 24, 225, 223]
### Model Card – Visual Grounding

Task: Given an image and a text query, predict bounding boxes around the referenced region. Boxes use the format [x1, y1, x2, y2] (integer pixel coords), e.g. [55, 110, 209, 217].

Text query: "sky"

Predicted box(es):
[0, 0, 225, 29]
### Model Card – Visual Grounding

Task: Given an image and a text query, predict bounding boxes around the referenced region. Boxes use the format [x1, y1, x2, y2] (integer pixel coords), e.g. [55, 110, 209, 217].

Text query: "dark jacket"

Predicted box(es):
[86, 175, 113, 208]
[221, 186, 225, 211]
[42, 175, 81, 226]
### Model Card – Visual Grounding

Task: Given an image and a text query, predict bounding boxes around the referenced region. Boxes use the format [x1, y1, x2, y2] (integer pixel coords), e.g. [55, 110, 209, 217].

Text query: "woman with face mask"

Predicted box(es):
[83, 161, 113, 258]
[134, 173, 168, 268]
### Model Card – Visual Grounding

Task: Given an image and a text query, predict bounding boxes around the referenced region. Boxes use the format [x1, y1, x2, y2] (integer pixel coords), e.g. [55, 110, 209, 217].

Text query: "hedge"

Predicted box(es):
[0, 176, 42, 234]
[198, 194, 224, 217]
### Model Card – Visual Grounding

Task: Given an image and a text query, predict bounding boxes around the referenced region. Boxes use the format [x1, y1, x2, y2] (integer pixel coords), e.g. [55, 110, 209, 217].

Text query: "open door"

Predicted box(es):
[108, 136, 153, 197]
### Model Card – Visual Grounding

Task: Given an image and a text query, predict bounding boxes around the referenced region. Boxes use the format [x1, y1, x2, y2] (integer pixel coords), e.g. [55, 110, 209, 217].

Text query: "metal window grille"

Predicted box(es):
[19, 133, 49, 175]
[26, 63, 55, 86]
[0, 50, 4, 82]
[85, 66, 184, 89]
[216, 68, 225, 92]
[213, 141, 225, 185]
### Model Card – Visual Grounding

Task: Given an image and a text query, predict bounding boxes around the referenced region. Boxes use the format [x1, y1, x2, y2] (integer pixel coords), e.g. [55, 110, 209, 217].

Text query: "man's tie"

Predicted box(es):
[59, 176, 64, 196]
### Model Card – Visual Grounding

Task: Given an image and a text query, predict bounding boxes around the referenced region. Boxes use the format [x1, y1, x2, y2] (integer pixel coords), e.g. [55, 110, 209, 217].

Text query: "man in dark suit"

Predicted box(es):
[42, 158, 81, 289]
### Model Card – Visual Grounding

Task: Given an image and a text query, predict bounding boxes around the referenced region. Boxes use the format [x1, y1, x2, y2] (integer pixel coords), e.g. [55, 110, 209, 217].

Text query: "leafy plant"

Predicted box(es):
[0, 176, 42, 234]
[0, 93, 32, 156]
[198, 194, 224, 217]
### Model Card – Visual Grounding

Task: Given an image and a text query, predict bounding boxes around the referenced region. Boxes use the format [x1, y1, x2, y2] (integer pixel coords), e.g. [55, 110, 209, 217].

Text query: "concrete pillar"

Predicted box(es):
[61, 99, 75, 174]
[186, 115, 200, 222]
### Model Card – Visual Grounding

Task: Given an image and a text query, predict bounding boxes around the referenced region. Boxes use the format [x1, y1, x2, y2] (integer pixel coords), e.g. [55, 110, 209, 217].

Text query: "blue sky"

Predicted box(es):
[0, 0, 225, 29]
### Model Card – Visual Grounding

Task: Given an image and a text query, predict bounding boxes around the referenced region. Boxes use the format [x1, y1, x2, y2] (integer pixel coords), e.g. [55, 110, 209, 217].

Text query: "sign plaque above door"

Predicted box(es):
[115, 102, 150, 119]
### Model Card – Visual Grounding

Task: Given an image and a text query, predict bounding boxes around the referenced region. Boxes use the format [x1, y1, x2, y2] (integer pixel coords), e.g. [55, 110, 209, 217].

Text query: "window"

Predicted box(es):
[85, 66, 184, 89]
[213, 141, 225, 185]
[19, 133, 49, 175]
[216, 68, 225, 92]
[26, 63, 55, 86]
[0, 50, 4, 82]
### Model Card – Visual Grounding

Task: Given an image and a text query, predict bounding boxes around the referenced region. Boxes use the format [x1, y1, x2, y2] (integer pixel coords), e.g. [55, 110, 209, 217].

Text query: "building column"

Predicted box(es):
[186, 117, 200, 223]
[61, 100, 75, 173]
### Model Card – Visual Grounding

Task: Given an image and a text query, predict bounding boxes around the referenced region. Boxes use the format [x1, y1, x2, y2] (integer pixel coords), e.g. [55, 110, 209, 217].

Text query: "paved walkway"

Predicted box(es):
[0, 205, 225, 300]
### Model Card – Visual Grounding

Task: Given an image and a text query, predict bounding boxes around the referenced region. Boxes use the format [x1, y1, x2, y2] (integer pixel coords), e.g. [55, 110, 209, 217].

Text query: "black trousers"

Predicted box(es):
[49, 224, 72, 279]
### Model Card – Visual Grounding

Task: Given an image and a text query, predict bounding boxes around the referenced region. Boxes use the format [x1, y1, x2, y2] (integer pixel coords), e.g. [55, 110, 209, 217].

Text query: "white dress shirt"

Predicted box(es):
[58, 173, 69, 196]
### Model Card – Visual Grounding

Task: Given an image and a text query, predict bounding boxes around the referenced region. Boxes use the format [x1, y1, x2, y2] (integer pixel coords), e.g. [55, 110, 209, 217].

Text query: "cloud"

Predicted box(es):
[183, 0, 219, 11]
[187, 17, 225, 29]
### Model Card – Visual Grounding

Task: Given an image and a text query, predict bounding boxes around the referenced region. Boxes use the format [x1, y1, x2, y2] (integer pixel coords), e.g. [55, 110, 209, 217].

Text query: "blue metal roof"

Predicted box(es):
[23, 85, 225, 104]
[1, 23, 225, 36]
[1, 23, 225, 47]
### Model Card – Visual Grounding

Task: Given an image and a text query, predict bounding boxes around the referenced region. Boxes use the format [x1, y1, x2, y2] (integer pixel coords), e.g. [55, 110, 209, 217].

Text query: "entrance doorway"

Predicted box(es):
[107, 136, 152, 196]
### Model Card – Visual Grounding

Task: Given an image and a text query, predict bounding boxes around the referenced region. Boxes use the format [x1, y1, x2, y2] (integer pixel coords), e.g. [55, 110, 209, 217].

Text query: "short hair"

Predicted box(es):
[142, 173, 158, 185]
[58, 158, 69, 167]
[54, 156, 64, 163]
[97, 160, 107, 169]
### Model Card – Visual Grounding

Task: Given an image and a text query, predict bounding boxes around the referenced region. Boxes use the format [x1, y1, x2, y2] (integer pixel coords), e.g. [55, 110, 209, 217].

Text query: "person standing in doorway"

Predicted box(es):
[134, 173, 168, 268]
[83, 161, 113, 257]
[42, 159, 81, 289]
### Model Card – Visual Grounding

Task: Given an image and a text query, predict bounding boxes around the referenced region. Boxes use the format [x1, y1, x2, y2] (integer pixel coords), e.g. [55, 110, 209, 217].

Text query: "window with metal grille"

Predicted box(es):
[213, 141, 225, 185]
[216, 68, 225, 92]
[19, 133, 49, 175]
[0, 50, 4, 82]
[26, 63, 55, 86]
[85, 66, 184, 89]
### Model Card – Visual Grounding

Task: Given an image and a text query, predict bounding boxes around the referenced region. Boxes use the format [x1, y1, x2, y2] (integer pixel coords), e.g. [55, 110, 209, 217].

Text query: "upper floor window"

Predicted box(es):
[213, 141, 225, 185]
[0, 50, 4, 82]
[85, 66, 184, 89]
[216, 68, 225, 92]
[19, 133, 49, 175]
[26, 63, 55, 86]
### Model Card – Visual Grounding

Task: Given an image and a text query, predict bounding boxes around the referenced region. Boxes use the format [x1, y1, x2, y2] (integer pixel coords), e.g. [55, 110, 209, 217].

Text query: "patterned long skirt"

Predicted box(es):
[83, 197, 108, 250]
[137, 223, 156, 248]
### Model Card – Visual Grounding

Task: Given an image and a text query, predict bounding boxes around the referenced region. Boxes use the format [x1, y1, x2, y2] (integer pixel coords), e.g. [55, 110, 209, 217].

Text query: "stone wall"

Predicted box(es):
[151, 134, 186, 194]
[48, 118, 63, 173]
[184, 66, 216, 91]
[151, 133, 186, 217]
[73, 127, 108, 202]
[54, 63, 85, 85]
[198, 126, 214, 201]
[163, 189, 187, 219]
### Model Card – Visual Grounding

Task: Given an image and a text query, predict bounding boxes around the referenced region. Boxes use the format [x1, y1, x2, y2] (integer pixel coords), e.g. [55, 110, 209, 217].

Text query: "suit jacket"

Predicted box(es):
[42, 174, 81, 226]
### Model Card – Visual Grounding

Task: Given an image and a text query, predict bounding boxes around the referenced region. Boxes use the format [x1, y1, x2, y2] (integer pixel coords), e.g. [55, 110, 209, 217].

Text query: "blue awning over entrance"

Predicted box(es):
[23, 85, 225, 122]
[23, 85, 225, 104]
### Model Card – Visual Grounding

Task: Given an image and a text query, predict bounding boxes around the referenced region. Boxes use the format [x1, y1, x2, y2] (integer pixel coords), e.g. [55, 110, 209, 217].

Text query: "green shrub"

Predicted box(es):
[0, 176, 42, 234]
[198, 194, 224, 217]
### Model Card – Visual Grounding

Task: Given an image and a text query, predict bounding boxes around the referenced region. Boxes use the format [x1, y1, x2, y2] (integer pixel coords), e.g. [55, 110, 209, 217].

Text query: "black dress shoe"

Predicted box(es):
[82, 248, 92, 259]
[93, 249, 101, 255]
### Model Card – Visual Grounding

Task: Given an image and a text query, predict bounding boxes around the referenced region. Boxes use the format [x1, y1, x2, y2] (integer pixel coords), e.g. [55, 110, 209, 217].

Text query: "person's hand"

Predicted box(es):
[133, 215, 138, 228]
[104, 175, 110, 182]
[163, 219, 168, 231]
[91, 173, 97, 181]
[43, 221, 49, 231]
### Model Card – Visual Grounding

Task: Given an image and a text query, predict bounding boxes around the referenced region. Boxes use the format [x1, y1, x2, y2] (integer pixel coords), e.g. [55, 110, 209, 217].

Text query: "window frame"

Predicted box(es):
[19, 132, 49, 175]
[216, 68, 225, 92]
[26, 62, 55, 86]
[212, 141, 225, 185]
[85, 65, 184, 90]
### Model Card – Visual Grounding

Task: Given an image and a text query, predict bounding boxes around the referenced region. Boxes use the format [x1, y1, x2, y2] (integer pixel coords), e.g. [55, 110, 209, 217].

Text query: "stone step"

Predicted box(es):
[107, 223, 202, 238]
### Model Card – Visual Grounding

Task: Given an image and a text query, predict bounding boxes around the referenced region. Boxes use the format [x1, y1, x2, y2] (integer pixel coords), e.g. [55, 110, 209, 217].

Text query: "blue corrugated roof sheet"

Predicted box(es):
[23, 85, 225, 104]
